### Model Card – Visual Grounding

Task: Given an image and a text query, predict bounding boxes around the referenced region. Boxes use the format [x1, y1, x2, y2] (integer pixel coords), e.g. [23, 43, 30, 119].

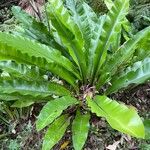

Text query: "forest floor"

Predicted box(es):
[1, 84, 150, 150]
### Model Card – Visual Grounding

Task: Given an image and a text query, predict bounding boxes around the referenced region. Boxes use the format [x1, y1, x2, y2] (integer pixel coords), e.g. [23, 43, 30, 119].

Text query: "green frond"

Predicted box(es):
[97, 26, 150, 88]
[47, 0, 87, 81]
[0, 42, 77, 86]
[93, 0, 129, 82]
[0, 79, 71, 98]
[42, 115, 70, 150]
[87, 95, 145, 138]
[87, 15, 106, 79]
[72, 110, 90, 150]
[36, 96, 78, 131]
[12, 6, 67, 55]
[0, 32, 80, 79]
[106, 57, 150, 94]
[0, 60, 44, 81]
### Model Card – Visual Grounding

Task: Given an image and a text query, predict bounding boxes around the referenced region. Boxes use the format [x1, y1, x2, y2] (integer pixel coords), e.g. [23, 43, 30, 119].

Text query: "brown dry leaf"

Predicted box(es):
[60, 141, 70, 150]
[106, 141, 120, 150]
[19, 0, 43, 18]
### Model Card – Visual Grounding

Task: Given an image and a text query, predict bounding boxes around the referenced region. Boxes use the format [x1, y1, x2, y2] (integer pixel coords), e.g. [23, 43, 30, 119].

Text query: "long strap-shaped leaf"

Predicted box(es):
[36, 96, 78, 131]
[0, 93, 22, 101]
[72, 110, 90, 150]
[87, 95, 145, 138]
[0, 79, 70, 98]
[93, 0, 129, 81]
[87, 16, 106, 79]
[11, 95, 52, 108]
[12, 6, 51, 45]
[106, 57, 150, 94]
[66, 0, 105, 79]
[104, 0, 122, 53]
[0, 93, 51, 102]
[66, 0, 98, 50]
[42, 115, 70, 150]
[10, 93, 52, 108]
[0, 32, 80, 79]
[12, 6, 67, 54]
[48, 0, 83, 46]
[0, 44, 77, 86]
[0, 61, 43, 81]
[47, 0, 87, 81]
[97, 26, 150, 88]
[11, 99, 35, 108]
[104, 0, 132, 41]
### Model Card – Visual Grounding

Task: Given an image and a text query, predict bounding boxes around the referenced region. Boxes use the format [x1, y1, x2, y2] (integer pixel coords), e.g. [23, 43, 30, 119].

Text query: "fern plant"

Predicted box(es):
[0, 0, 150, 149]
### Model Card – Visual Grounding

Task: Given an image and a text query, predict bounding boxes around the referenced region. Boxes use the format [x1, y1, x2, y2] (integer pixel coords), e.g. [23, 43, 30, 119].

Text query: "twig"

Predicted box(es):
[29, 0, 42, 21]
[36, 1, 43, 21]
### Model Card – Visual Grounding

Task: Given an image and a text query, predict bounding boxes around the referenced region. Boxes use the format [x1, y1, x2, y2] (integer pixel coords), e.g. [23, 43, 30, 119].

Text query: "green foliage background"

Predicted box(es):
[129, 0, 150, 30]
[86, 0, 150, 30]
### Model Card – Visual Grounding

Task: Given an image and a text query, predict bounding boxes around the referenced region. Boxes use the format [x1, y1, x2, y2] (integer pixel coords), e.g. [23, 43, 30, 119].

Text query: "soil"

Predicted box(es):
[0, 0, 19, 9]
